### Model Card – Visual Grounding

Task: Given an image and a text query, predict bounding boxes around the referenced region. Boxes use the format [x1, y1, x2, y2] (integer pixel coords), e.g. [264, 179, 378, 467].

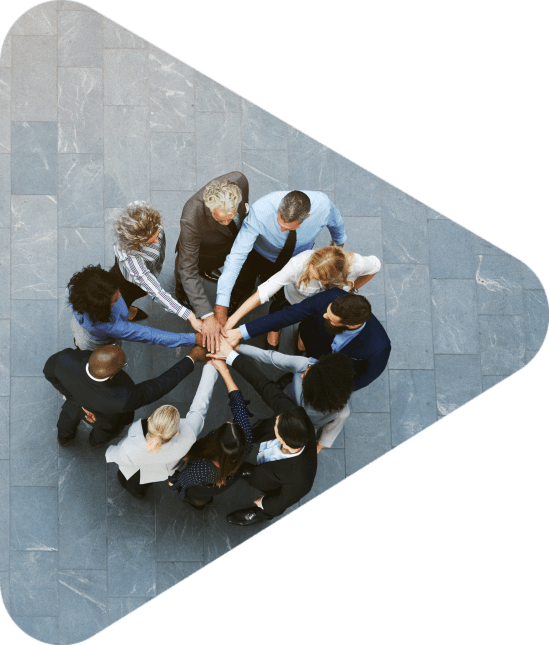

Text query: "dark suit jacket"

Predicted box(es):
[231, 354, 317, 518]
[244, 288, 391, 391]
[175, 171, 249, 318]
[43, 348, 195, 432]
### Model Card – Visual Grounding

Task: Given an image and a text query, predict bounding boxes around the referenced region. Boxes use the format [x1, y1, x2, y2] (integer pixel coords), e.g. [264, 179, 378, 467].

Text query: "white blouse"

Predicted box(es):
[256, 249, 381, 305]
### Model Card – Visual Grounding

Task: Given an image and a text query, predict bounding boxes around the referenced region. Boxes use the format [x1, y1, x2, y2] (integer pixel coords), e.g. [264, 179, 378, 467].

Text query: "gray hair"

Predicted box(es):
[113, 201, 162, 254]
[203, 180, 242, 214]
[278, 191, 311, 224]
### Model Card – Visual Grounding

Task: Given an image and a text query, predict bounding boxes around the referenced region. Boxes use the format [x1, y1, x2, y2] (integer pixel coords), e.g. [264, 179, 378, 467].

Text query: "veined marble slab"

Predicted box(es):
[149, 47, 194, 132]
[242, 99, 287, 150]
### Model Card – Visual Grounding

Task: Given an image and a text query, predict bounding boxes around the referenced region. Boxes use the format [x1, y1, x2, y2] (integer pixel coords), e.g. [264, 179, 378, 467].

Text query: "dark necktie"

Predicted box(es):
[273, 229, 297, 273]
[227, 220, 239, 239]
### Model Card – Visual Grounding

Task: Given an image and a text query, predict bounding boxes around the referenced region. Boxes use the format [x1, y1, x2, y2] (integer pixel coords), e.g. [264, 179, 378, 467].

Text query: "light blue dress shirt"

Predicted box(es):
[256, 438, 304, 465]
[216, 190, 347, 307]
[331, 323, 366, 352]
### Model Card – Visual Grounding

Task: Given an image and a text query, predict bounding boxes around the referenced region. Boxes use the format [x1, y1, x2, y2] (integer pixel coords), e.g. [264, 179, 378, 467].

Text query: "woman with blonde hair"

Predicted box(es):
[105, 363, 219, 499]
[111, 200, 202, 332]
[225, 245, 381, 349]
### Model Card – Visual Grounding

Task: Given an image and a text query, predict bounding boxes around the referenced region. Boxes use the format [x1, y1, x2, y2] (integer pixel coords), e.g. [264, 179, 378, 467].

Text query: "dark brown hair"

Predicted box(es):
[331, 294, 371, 326]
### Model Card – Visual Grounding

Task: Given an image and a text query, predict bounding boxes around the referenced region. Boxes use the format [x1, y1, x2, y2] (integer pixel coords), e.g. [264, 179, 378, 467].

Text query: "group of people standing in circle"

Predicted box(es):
[43, 172, 391, 526]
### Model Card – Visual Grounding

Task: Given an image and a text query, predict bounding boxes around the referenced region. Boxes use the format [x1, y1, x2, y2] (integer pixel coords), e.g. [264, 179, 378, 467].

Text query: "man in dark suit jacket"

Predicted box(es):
[174, 171, 249, 352]
[222, 350, 317, 526]
[226, 289, 391, 391]
[43, 343, 207, 447]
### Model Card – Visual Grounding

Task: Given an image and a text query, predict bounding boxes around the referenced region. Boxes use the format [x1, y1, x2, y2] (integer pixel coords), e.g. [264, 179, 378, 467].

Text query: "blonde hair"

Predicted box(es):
[113, 201, 162, 254]
[297, 246, 355, 292]
[145, 405, 180, 454]
[203, 180, 242, 214]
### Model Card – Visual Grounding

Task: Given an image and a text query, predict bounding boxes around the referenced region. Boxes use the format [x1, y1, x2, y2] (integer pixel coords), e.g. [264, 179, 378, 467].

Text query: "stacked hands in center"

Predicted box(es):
[44, 174, 391, 526]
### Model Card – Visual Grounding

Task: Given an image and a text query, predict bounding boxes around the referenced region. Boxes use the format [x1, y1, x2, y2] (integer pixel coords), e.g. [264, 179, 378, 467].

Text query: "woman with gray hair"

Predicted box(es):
[111, 200, 202, 332]
[105, 363, 219, 499]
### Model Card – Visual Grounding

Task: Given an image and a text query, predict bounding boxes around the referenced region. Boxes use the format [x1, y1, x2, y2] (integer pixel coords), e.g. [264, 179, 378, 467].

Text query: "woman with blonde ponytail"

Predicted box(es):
[105, 363, 219, 499]
[225, 245, 381, 349]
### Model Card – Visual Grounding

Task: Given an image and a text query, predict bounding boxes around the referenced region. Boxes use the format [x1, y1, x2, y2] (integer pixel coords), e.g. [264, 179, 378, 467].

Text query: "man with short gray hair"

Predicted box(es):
[215, 190, 347, 327]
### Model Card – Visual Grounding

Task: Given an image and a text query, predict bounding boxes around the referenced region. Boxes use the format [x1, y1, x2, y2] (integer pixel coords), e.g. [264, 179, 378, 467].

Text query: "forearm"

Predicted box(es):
[109, 320, 196, 347]
[226, 292, 261, 329]
[236, 343, 308, 373]
[354, 273, 376, 289]
[218, 367, 238, 394]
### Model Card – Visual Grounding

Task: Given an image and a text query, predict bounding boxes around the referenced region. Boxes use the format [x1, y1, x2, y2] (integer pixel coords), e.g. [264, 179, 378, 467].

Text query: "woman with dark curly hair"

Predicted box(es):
[110, 201, 202, 333]
[67, 264, 197, 351]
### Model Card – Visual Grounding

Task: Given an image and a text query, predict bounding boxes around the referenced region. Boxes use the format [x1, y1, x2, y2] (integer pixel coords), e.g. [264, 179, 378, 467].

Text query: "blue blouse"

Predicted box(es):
[168, 390, 253, 499]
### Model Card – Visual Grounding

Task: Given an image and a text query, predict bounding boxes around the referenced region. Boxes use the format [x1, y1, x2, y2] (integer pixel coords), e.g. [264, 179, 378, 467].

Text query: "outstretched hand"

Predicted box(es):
[225, 328, 242, 348]
[201, 314, 227, 354]
[187, 313, 203, 333]
[208, 357, 229, 373]
[206, 336, 234, 360]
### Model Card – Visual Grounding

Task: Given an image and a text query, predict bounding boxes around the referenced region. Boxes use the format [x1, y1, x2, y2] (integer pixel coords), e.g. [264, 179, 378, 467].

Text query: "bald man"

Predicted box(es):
[44, 342, 207, 447]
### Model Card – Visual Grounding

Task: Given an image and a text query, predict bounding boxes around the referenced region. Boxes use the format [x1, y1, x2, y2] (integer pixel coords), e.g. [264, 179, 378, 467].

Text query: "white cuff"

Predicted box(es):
[226, 350, 239, 366]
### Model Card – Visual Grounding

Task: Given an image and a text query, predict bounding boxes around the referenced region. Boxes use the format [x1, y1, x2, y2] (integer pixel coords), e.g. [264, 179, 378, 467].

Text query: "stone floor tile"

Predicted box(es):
[57, 10, 103, 67]
[58, 155, 103, 227]
[428, 219, 475, 278]
[334, 153, 383, 217]
[301, 448, 345, 504]
[10, 377, 59, 487]
[0, 571, 10, 614]
[11, 301, 57, 376]
[104, 49, 148, 106]
[57, 287, 74, 350]
[0, 34, 11, 67]
[0, 461, 8, 570]
[344, 413, 391, 475]
[58, 228, 104, 288]
[107, 515, 156, 597]
[10, 486, 58, 552]
[10, 551, 59, 616]
[108, 597, 150, 625]
[521, 261, 545, 291]
[106, 462, 155, 519]
[434, 354, 482, 417]
[149, 47, 194, 132]
[58, 569, 108, 645]
[479, 315, 527, 376]
[195, 72, 241, 112]
[10, 3, 57, 36]
[104, 106, 150, 207]
[196, 112, 241, 189]
[481, 374, 507, 392]
[425, 205, 447, 219]
[0, 156, 9, 227]
[11, 194, 57, 299]
[0, 398, 8, 459]
[104, 207, 123, 268]
[472, 233, 506, 255]
[155, 482, 204, 562]
[242, 100, 287, 150]
[0, 320, 8, 396]
[151, 132, 195, 190]
[0, 69, 10, 154]
[350, 367, 390, 413]
[11, 122, 58, 195]
[58, 67, 103, 154]
[58, 1, 92, 9]
[288, 127, 334, 191]
[523, 289, 549, 351]
[242, 149, 288, 204]
[150, 189, 193, 239]
[476, 254, 524, 315]
[103, 16, 148, 48]
[11, 616, 59, 645]
[386, 264, 434, 369]
[58, 457, 107, 569]
[156, 561, 203, 596]
[389, 370, 437, 446]
[11, 36, 57, 121]
[431, 279, 479, 354]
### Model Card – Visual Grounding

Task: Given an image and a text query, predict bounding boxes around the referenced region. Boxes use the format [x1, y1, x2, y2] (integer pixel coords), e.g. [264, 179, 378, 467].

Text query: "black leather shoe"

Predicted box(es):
[129, 307, 148, 321]
[264, 334, 280, 352]
[239, 462, 255, 479]
[276, 372, 294, 391]
[184, 496, 207, 511]
[88, 436, 107, 449]
[226, 507, 263, 526]
[199, 268, 222, 283]
[57, 436, 73, 447]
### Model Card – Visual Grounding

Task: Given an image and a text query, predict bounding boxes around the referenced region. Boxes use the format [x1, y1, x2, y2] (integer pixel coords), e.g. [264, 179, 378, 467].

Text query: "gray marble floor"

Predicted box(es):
[0, 2, 548, 644]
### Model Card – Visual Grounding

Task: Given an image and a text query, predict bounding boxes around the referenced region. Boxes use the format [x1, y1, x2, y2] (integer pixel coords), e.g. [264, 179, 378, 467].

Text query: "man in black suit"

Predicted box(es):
[43, 342, 207, 447]
[220, 348, 318, 526]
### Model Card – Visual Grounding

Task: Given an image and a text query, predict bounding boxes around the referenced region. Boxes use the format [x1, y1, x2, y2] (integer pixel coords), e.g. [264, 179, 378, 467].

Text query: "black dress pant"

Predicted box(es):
[109, 260, 147, 308]
[184, 462, 248, 505]
[117, 469, 153, 497]
[231, 249, 279, 306]
[57, 398, 133, 445]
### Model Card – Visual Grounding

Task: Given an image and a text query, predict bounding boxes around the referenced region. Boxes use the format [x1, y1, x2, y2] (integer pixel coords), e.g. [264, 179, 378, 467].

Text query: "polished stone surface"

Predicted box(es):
[1, 4, 547, 644]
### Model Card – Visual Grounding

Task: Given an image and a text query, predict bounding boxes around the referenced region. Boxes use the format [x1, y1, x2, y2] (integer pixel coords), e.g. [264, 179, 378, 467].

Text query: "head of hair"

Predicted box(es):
[331, 294, 371, 326]
[203, 180, 242, 215]
[184, 421, 247, 486]
[278, 191, 311, 224]
[88, 344, 127, 379]
[302, 354, 355, 414]
[113, 202, 162, 254]
[67, 264, 119, 324]
[276, 408, 315, 449]
[145, 405, 181, 454]
[298, 246, 355, 292]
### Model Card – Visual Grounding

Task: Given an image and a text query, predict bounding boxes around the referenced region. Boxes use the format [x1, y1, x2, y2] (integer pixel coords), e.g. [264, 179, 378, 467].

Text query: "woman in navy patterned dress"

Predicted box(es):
[168, 358, 253, 509]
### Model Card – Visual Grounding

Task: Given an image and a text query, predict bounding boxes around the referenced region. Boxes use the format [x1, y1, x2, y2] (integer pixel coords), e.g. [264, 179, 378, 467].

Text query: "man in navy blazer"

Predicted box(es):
[225, 289, 391, 391]
[44, 342, 207, 447]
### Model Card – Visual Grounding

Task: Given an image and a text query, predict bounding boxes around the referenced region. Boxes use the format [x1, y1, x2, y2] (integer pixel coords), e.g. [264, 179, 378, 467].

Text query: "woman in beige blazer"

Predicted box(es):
[105, 363, 218, 498]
